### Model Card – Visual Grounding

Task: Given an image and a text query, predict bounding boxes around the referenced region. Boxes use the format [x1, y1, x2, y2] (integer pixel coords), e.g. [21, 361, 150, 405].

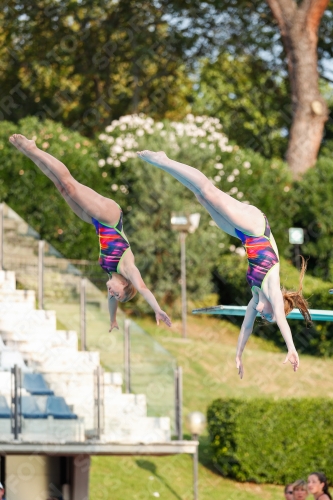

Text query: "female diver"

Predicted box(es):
[9, 135, 171, 330]
[137, 150, 311, 378]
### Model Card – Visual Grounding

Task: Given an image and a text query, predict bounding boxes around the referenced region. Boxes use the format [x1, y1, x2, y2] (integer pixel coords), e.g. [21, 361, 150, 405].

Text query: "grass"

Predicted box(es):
[48, 298, 333, 499]
[135, 314, 333, 410]
[89, 454, 283, 500]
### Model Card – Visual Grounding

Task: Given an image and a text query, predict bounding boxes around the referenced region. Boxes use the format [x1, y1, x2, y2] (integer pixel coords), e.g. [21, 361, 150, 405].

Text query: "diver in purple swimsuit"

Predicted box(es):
[9, 135, 171, 331]
[137, 150, 311, 378]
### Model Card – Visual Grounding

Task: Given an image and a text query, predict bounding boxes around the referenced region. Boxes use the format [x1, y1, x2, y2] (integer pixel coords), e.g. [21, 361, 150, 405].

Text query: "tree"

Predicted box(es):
[164, 0, 333, 176]
[193, 53, 290, 158]
[266, 0, 330, 178]
[0, 0, 193, 136]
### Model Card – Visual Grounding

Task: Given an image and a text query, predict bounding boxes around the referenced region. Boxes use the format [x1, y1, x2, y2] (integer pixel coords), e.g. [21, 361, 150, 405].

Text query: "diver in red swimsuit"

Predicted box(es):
[137, 150, 311, 378]
[9, 135, 171, 331]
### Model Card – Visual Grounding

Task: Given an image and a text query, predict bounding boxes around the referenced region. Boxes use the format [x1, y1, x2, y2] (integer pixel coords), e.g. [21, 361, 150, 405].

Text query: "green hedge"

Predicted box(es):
[207, 398, 333, 484]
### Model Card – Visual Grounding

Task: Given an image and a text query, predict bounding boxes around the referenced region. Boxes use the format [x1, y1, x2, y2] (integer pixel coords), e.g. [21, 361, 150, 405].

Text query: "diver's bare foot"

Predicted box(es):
[137, 150, 168, 166]
[9, 134, 37, 156]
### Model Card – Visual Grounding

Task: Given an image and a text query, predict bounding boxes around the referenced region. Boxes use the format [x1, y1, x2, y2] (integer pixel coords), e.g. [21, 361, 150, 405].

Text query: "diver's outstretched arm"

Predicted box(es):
[235, 298, 258, 379]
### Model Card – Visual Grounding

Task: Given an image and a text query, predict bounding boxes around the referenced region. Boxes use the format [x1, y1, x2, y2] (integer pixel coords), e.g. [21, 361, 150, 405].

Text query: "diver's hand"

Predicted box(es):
[236, 355, 244, 379]
[155, 309, 172, 327]
[109, 320, 119, 332]
[283, 349, 299, 372]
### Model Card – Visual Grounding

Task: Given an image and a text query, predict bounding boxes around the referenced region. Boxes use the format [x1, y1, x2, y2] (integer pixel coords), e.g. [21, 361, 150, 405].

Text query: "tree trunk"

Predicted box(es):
[266, 0, 329, 179]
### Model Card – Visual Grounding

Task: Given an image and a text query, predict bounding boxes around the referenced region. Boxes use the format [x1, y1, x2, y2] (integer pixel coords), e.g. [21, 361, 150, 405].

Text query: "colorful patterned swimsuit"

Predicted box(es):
[92, 208, 130, 276]
[235, 214, 279, 290]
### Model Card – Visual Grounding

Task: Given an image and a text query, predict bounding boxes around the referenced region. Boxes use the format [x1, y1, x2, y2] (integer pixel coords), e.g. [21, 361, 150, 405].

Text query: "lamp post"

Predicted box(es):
[288, 227, 304, 270]
[186, 411, 206, 500]
[171, 212, 200, 338]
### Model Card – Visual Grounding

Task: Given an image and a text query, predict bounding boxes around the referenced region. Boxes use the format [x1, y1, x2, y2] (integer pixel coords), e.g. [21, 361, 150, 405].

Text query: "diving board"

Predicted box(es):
[192, 305, 333, 321]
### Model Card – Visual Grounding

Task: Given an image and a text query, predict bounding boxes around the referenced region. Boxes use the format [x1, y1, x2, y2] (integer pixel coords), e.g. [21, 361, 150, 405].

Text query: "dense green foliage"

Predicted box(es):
[0, 0, 193, 136]
[193, 54, 290, 158]
[207, 398, 333, 484]
[1, 1, 332, 153]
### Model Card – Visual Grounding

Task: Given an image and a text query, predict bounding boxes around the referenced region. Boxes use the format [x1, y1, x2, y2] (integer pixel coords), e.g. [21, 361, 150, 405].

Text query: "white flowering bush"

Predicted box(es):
[98, 113, 292, 246]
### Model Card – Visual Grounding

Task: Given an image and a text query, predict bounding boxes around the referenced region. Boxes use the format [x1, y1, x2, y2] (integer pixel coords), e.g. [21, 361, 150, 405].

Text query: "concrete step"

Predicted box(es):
[103, 416, 171, 443]
[104, 393, 147, 418]
[0, 271, 16, 291]
[0, 302, 35, 314]
[0, 350, 29, 371]
[39, 349, 100, 374]
[0, 289, 36, 304]
[0, 310, 56, 333]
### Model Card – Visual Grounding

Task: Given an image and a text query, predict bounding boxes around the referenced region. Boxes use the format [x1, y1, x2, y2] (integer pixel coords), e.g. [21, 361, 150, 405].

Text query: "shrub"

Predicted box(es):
[207, 398, 333, 484]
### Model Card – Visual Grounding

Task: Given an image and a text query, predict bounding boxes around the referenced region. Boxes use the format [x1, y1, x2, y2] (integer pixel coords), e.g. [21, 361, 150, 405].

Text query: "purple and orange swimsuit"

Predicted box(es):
[235, 214, 279, 290]
[92, 207, 130, 276]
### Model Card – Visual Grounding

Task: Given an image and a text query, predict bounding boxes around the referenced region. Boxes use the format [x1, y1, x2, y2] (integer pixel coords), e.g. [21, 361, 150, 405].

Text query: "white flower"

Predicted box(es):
[160, 130, 167, 137]
[209, 144, 215, 150]
[209, 220, 217, 226]
[120, 124, 127, 130]
[218, 242, 225, 248]
[237, 192, 244, 199]
[98, 159, 106, 167]
[243, 161, 251, 168]
[199, 142, 206, 148]
[235, 247, 246, 257]
[106, 158, 113, 165]
[112, 145, 124, 154]
[153, 493, 160, 498]
[120, 156, 128, 162]
[99, 134, 107, 141]
[227, 175, 235, 182]
[247, 169, 253, 175]
[105, 125, 113, 133]
[214, 175, 221, 182]
[229, 244, 236, 251]
[136, 129, 144, 137]
[232, 169, 240, 175]
[284, 186, 290, 192]
[215, 163, 223, 170]
[114, 160, 121, 167]
[156, 122, 164, 130]
[111, 184, 118, 191]
[230, 187, 238, 194]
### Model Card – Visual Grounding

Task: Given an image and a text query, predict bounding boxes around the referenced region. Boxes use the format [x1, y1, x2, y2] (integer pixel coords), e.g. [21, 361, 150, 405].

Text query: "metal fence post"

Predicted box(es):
[124, 319, 131, 393]
[94, 366, 104, 439]
[80, 278, 86, 351]
[174, 366, 183, 440]
[0, 203, 3, 271]
[38, 240, 45, 309]
[11, 364, 22, 439]
[180, 231, 187, 338]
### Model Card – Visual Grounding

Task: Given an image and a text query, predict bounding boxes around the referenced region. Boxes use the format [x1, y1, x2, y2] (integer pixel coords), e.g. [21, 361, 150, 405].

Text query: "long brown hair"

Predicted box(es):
[309, 472, 332, 500]
[282, 256, 312, 325]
